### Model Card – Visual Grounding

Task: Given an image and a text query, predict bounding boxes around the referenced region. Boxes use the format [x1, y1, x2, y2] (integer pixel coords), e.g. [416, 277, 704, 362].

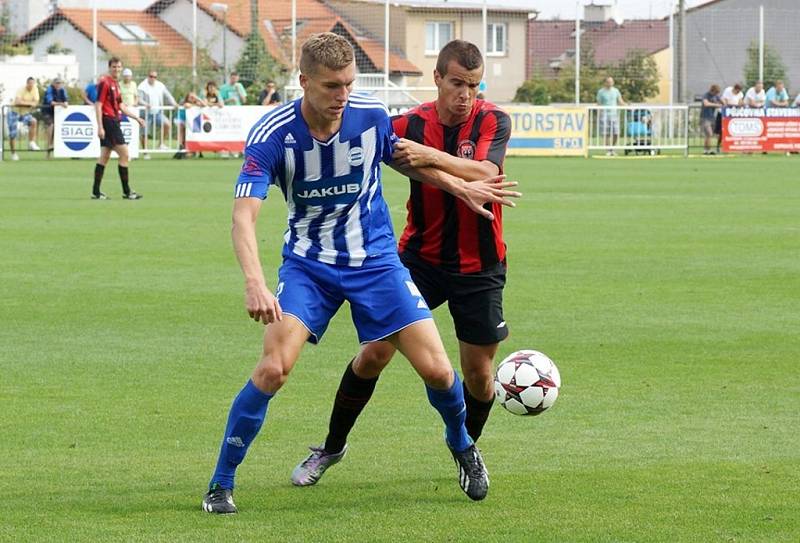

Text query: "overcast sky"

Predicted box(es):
[58, 0, 712, 19]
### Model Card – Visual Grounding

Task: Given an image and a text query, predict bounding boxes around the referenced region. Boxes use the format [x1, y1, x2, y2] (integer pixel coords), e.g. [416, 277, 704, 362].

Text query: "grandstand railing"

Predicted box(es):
[586, 105, 689, 156]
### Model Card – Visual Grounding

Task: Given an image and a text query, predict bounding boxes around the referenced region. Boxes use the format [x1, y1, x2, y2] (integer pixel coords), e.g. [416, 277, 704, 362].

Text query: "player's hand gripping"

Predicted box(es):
[392, 138, 438, 168]
[244, 280, 283, 324]
[459, 175, 521, 221]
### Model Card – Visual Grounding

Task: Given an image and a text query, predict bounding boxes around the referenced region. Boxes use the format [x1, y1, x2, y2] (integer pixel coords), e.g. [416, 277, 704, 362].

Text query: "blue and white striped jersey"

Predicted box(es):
[235, 95, 398, 267]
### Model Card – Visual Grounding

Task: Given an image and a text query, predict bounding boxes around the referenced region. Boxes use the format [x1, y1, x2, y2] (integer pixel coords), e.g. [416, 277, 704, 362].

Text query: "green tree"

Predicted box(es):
[234, 32, 284, 101]
[232, 0, 285, 103]
[743, 41, 788, 89]
[0, 4, 32, 56]
[612, 49, 660, 102]
[514, 42, 603, 104]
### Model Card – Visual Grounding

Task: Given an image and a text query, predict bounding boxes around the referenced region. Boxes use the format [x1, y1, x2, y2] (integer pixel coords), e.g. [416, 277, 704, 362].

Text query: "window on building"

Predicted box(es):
[104, 22, 156, 44]
[486, 22, 507, 56]
[425, 21, 453, 55]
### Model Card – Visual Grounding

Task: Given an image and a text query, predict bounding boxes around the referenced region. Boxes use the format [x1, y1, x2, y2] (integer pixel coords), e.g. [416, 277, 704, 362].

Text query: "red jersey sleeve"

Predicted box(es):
[474, 109, 511, 170]
[96, 77, 109, 105]
[392, 114, 409, 139]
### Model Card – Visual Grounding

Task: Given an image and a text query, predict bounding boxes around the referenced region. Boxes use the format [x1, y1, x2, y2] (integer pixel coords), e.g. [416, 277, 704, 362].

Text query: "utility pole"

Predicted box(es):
[679, 0, 687, 102]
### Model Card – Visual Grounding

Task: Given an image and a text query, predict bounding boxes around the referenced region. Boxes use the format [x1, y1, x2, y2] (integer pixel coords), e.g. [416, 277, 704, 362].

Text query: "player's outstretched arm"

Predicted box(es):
[392, 138, 499, 181]
[389, 162, 520, 221]
[231, 198, 282, 324]
[121, 103, 145, 128]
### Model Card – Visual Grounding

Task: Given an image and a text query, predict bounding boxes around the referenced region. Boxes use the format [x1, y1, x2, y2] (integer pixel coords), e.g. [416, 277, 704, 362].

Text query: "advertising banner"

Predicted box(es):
[185, 106, 279, 152]
[55, 106, 139, 158]
[503, 105, 588, 157]
[722, 107, 800, 153]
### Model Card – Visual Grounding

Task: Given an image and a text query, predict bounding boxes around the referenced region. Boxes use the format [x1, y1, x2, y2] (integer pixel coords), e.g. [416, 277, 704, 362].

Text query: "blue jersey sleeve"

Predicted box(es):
[379, 112, 397, 165]
[235, 142, 280, 200]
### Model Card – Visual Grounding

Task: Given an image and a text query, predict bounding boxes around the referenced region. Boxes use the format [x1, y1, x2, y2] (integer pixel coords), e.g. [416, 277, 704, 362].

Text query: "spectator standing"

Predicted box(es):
[41, 77, 69, 158]
[721, 83, 744, 106]
[258, 81, 281, 105]
[220, 72, 247, 105]
[700, 84, 723, 155]
[7, 77, 41, 160]
[82, 79, 98, 104]
[137, 70, 178, 152]
[744, 81, 766, 108]
[596, 76, 626, 156]
[119, 68, 139, 107]
[765, 81, 789, 108]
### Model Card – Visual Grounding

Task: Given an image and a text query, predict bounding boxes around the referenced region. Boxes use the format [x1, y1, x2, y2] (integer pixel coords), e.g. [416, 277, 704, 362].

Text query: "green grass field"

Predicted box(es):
[1, 155, 798, 542]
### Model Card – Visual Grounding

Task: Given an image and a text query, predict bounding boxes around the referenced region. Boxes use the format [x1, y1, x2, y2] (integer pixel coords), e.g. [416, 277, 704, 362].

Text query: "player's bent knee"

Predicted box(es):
[420, 364, 454, 390]
[355, 343, 395, 376]
[251, 359, 289, 393]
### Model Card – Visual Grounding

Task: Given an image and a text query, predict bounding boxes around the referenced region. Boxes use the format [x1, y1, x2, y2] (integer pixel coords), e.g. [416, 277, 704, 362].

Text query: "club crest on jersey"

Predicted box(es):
[457, 140, 476, 160]
[347, 147, 365, 166]
[241, 155, 262, 176]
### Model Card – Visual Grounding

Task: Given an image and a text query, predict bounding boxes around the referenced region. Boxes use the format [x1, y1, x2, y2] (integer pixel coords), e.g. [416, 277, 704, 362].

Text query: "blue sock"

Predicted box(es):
[210, 380, 273, 490]
[425, 372, 473, 453]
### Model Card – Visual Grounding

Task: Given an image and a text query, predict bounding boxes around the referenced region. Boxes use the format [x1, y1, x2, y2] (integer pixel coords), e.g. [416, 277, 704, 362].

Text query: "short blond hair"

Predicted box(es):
[300, 32, 354, 76]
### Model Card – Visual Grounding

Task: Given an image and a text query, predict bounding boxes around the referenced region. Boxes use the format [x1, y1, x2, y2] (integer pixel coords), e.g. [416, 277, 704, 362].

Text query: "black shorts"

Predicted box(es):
[400, 251, 508, 345]
[100, 116, 126, 148]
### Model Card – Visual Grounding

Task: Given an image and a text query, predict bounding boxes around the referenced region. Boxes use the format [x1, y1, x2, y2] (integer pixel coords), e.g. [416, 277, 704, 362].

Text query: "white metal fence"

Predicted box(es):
[586, 105, 689, 156]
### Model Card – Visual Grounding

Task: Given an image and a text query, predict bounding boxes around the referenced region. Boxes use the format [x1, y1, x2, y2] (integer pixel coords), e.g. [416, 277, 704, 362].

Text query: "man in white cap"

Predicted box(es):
[120, 68, 139, 108]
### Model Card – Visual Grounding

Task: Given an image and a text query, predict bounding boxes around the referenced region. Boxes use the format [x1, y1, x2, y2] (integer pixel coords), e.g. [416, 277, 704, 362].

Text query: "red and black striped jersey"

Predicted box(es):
[96, 75, 122, 120]
[394, 100, 511, 274]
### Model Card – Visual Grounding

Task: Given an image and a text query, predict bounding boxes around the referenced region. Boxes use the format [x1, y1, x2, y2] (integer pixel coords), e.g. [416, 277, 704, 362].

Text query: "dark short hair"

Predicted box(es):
[108, 57, 121, 67]
[230, 71, 239, 76]
[26, 76, 35, 83]
[733, 83, 742, 90]
[436, 40, 483, 76]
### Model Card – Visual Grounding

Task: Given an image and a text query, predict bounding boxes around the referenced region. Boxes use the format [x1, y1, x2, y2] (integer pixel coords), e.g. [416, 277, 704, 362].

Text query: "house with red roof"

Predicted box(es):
[146, 0, 422, 88]
[528, 16, 672, 103]
[19, 8, 196, 84]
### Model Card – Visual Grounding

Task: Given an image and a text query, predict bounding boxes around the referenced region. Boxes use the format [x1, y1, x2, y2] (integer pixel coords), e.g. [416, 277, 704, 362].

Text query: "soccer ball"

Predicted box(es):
[494, 350, 561, 416]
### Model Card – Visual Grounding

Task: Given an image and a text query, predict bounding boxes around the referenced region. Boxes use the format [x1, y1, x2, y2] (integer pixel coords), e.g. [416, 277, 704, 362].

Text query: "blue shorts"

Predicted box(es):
[276, 253, 432, 344]
[146, 111, 167, 127]
[7, 111, 34, 140]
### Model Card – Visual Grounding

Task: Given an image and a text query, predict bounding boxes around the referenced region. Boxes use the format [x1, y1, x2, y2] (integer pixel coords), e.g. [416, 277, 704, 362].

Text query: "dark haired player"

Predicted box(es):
[292, 39, 512, 486]
[92, 57, 145, 200]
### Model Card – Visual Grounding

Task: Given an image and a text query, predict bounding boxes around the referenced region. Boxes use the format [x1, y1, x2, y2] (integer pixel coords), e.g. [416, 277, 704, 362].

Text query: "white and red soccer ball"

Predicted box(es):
[494, 350, 561, 416]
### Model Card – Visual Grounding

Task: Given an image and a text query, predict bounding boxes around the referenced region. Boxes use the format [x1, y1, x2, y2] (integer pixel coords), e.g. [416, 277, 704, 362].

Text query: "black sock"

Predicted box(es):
[93, 163, 105, 195]
[463, 381, 494, 442]
[118, 165, 130, 195]
[324, 360, 379, 454]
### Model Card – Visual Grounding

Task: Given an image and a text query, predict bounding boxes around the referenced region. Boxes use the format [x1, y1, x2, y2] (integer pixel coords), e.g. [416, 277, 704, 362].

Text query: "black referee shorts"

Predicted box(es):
[100, 116, 126, 148]
[400, 251, 508, 345]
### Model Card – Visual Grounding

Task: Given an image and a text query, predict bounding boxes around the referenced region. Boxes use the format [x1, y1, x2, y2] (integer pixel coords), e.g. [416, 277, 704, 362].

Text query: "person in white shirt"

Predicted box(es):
[721, 83, 744, 106]
[744, 81, 766, 108]
[137, 70, 177, 150]
[792, 93, 800, 107]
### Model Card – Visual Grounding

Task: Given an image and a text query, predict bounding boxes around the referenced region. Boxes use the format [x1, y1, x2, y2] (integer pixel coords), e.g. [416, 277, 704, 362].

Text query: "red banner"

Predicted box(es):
[723, 110, 800, 153]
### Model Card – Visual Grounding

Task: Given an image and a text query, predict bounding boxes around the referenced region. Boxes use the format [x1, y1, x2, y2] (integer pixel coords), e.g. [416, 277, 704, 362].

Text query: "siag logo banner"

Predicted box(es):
[54, 106, 139, 158]
[61, 112, 94, 151]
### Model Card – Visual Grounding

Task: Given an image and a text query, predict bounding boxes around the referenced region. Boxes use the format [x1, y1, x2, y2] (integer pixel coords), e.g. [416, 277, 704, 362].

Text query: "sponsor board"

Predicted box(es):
[503, 105, 588, 156]
[185, 106, 279, 152]
[55, 106, 139, 158]
[722, 107, 800, 152]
